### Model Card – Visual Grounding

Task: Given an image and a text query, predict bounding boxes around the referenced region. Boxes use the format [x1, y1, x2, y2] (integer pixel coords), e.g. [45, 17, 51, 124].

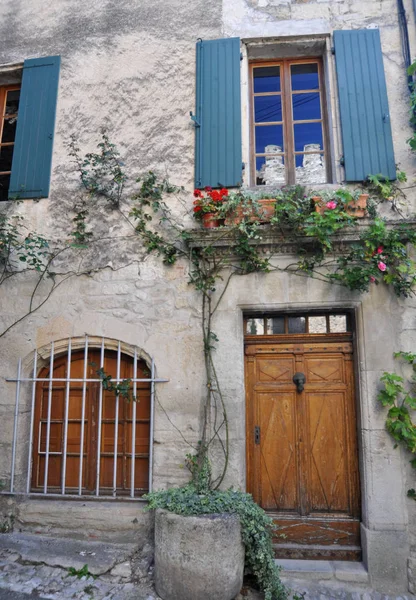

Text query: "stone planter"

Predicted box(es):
[312, 193, 368, 218]
[154, 508, 244, 600]
[224, 198, 276, 226]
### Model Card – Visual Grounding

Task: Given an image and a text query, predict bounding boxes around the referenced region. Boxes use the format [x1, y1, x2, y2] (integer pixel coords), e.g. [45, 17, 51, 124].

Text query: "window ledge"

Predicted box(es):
[188, 219, 416, 255]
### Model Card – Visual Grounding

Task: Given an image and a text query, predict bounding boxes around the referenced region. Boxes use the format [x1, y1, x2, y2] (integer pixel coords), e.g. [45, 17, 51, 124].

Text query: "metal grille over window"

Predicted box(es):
[3, 337, 168, 499]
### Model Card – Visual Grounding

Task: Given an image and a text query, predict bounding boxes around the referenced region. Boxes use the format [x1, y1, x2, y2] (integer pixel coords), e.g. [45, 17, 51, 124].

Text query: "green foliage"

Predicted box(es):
[331, 218, 416, 297]
[93, 365, 137, 402]
[407, 61, 416, 151]
[70, 205, 93, 248]
[69, 132, 126, 206]
[145, 485, 288, 600]
[68, 564, 96, 580]
[378, 352, 416, 498]
[0, 213, 50, 273]
[185, 445, 212, 494]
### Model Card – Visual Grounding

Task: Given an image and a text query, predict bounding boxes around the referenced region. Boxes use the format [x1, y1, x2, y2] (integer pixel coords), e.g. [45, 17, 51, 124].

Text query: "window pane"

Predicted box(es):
[253, 66, 281, 93]
[255, 95, 282, 123]
[246, 318, 264, 335]
[329, 315, 348, 333]
[288, 317, 306, 334]
[0, 174, 10, 201]
[266, 317, 285, 334]
[256, 155, 286, 186]
[291, 63, 319, 91]
[5, 90, 20, 115]
[0, 146, 13, 172]
[308, 316, 327, 333]
[255, 125, 284, 153]
[292, 93, 321, 121]
[295, 153, 326, 184]
[1, 118, 17, 143]
[294, 122, 323, 152]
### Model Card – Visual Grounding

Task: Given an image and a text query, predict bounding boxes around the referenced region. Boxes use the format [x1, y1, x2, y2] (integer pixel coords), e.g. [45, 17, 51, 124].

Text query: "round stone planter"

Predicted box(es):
[154, 508, 245, 600]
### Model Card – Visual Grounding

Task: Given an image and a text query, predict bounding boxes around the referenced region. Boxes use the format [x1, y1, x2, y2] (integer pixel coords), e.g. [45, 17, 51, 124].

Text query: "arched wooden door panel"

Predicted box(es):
[31, 349, 151, 495]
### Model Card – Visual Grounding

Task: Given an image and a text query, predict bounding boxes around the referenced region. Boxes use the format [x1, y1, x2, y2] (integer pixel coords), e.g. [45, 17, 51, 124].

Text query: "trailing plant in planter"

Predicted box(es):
[146, 483, 288, 600]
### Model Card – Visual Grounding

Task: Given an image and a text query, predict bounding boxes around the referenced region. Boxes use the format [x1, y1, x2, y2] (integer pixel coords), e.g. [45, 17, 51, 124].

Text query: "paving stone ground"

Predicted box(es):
[0, 534, 415, 600]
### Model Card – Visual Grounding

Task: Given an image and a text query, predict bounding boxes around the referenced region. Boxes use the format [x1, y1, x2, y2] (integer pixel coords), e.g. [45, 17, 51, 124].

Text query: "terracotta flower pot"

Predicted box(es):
[202, 213, 221, 228]
[224, 199, 276, 226]
[313, 194, 368, 218]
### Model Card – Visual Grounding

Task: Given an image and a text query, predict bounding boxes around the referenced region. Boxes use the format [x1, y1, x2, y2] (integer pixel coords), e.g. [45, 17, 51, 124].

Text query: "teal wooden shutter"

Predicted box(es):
[9, 56, 60, 199]
[334, 29, 396, 181]
[195, 38, 242, 189]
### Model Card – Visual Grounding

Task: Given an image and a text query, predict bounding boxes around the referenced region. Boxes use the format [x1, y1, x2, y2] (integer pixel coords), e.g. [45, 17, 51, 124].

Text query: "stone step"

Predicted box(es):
[276, 558, 370, 584]
[0, 532, 138, 575]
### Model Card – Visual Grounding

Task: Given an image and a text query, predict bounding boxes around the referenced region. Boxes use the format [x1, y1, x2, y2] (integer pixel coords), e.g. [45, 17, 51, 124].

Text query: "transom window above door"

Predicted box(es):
[245, 313, 351, 336]
[251, 59, 329, 186]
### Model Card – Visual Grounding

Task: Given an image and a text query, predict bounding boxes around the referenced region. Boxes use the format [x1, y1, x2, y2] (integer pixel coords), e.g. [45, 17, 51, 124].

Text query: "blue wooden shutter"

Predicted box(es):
[9, 56, 60, 199]
[195, 38, 242, 189]
[334, 29, 396, 181]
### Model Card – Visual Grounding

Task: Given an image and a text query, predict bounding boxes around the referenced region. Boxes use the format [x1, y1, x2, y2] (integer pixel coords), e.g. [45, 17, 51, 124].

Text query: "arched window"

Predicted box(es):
[31, 348, 151, 496]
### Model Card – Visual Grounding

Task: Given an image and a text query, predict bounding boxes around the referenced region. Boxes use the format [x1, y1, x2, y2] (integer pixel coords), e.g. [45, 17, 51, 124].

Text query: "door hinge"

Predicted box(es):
[254, 426, 260, 445]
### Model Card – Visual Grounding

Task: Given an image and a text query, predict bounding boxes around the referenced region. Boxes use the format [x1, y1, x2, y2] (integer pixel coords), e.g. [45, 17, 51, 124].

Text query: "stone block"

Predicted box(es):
[361, 524, 409, 593]
[155, 509, 244, 600]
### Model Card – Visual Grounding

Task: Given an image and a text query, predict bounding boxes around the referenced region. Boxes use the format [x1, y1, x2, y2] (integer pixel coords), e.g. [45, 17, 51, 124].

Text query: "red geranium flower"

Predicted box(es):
[193, 189, 203, 198]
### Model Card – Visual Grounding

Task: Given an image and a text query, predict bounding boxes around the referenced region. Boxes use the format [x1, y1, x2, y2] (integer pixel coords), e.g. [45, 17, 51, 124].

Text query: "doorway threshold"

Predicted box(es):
[276, 559, 369, 584]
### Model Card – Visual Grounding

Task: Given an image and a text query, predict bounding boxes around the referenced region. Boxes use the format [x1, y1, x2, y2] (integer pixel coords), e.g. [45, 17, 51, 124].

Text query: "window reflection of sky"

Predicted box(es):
[292, 93, 321, 121]
[254, 96, 282, 122]
[291, 64, 319, 90]
[255, 125, 284, 153]
[294, 123, 323, 152]
[253, 66, 281, 93]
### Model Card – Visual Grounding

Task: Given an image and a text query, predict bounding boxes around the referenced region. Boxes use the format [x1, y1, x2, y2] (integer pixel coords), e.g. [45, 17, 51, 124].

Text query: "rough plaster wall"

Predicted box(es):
[0, 0, 415, 585]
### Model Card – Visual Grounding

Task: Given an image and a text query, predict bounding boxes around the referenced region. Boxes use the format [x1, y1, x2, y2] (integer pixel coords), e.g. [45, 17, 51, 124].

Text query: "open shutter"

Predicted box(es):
[334, 29, 396, 181]
[195, 38, 242, 189]
[9, 56, 60, 199]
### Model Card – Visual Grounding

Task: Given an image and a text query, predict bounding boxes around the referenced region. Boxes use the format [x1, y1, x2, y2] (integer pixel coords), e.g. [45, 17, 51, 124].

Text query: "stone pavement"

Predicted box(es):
[0, 533, 415, 600]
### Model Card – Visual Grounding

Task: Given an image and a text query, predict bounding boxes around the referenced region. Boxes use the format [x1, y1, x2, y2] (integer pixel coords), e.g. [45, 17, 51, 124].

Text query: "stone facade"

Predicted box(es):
[0, 0, 416, 595]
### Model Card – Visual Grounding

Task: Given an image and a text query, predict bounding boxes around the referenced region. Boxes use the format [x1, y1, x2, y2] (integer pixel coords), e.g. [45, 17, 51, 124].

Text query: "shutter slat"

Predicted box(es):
[9, 56, 60, 199]
[195, 38, 242, 189]
[334, 29, 396, 181]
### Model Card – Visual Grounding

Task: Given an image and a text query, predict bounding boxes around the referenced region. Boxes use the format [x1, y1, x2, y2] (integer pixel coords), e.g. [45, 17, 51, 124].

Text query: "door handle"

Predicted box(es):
[293, 372, 306, 393]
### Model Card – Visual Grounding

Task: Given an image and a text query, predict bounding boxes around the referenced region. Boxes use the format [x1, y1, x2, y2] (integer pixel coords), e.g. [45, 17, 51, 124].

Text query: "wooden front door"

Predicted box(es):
[245, 315, 361, 560]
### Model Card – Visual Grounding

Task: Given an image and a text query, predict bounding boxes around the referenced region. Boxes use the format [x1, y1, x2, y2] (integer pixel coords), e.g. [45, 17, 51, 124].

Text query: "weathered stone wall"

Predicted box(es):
[0, 0, 416, 593]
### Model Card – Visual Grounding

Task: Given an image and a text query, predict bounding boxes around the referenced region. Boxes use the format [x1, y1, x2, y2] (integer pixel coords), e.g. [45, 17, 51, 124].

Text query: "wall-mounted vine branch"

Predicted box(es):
[378, 351, 416, 499]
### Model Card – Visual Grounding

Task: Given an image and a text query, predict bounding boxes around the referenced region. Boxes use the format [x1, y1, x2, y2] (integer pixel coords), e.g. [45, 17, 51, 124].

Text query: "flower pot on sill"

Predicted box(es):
[313, 193, 368, 218]
[202, 213, 221, 228]
[224, 198, 276, 226]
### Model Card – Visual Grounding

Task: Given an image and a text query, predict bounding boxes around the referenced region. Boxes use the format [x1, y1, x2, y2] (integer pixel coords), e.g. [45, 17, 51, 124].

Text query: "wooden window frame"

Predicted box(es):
[249, 58, 331, 186]
[0, 84, 20, 200]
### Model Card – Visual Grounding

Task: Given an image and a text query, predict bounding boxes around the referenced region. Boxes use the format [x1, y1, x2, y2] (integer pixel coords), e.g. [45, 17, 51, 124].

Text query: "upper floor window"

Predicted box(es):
[251, 59, 328, 186]
[0, 86, 20, 201]
[0, 55, 60, 201]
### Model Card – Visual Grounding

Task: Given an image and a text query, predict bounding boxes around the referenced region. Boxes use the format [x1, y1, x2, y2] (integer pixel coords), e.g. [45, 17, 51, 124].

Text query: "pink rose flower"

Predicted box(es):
[378, 261, 387, 272]
[369, 276, 376, 283]
[377, 246, 384, 254]
[326, 201, 337, 210]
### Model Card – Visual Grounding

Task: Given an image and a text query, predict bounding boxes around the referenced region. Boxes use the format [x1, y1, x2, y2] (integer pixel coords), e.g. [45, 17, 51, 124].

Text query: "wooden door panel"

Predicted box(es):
[273, 516, 360, 546]
[305, 356, 344, 383]
[246, 337, 361, 560]
[256, 357, 295, 383]
[257, 391, 298, 510]
[307, 392, 349, 513]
